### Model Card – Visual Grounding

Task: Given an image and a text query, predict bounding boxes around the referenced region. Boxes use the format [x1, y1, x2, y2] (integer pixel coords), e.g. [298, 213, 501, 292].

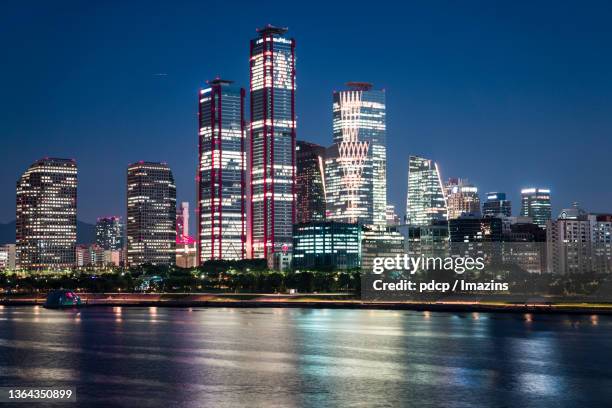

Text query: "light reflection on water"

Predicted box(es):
[0, 307, 611, 407]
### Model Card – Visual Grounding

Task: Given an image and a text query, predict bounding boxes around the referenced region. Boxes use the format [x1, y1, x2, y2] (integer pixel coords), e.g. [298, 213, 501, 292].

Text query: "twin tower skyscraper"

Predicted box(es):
[198, 25, 296, 263]
[197, 25, 387, 264]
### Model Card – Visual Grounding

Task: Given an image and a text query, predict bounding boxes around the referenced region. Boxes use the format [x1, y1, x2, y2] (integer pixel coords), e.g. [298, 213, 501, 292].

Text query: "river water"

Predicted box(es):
[1, 306, 611, 407]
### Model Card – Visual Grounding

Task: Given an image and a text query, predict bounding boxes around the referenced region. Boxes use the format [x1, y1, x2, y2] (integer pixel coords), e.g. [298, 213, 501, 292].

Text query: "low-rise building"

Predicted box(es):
[361, 227, 405, 272]
[293, 222, 361, 271]
[547, 204, 612, 274]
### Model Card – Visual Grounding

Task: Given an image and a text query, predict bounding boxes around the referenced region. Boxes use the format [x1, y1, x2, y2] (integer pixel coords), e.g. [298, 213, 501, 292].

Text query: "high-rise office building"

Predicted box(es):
[249, 25, 296, 259]
[325, 82, 386, 227]
[483, 192, 512, 217]
[445, 178, 480, 219]
[96, 216, 124, 251]
[198, 79, 246, 261]
[405, 155, 447, 226]
[16, 158, 77, 270]
[126, 161, 176, 266]
[296, 140, 326, 223]
[520, 188, 551, 229]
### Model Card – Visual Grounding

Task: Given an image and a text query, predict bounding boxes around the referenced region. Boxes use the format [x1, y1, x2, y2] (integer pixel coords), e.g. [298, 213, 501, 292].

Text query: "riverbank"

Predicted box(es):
[2, 293, 612, 314]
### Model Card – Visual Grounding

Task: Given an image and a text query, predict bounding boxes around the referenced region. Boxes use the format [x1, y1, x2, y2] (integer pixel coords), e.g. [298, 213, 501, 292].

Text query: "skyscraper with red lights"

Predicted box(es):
[249, 25, 296, 259]
[198, 79, 246, 261]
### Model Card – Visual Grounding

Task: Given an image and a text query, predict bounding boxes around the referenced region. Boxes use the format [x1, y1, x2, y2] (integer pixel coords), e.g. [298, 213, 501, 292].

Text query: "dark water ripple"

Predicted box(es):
[1, 306, 611, 407]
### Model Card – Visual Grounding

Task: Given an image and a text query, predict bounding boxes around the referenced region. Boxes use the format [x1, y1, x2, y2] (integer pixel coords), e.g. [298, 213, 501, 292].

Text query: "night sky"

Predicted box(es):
[2, 0, 612, 230]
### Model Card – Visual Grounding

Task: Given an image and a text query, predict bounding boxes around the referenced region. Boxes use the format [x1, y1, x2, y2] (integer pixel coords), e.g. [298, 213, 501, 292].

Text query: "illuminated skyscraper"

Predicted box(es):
[483, 192, 512, 217]
[296, 140, 326, 223]
[16, 158, 77, 270]
[325, 82, 386, 227]
[198, 79, 246, 261]
[249, 25, 296, 259]
[445, 178, 480, 219]
[405, 155, 447, 226]
[96, 216, 124, 251]
[520, 188, 551, 229]
[126, 161, 176, 266]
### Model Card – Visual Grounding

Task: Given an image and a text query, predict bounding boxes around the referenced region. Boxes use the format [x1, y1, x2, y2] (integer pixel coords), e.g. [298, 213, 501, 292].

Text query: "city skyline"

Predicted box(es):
[2, 1, 612, 227]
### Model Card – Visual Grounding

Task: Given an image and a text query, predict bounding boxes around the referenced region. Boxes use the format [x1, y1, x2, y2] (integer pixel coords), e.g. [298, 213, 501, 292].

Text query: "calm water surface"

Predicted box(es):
[1, 306, 611, 407]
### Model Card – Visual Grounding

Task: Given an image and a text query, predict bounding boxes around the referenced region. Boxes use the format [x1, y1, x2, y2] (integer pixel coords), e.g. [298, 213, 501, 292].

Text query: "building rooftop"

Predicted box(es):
[128, 161, 170, 168]
[256, 24, 288, 37]
[34, 157, 76, 165]
[207, 78, 234, 86]
[346, 82, 373, 91]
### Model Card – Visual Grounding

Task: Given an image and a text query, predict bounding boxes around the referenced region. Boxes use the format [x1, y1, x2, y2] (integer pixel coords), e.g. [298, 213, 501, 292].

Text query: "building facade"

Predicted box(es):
[386, 205, 400, 227]
[76, 243, 106, 268]
[16, 158, 77, 270]
[445, 178, 481, 219]
[198, 79, 246, 261]
[325, 82, 386, 227]
[520, 188, 551, 229]
[295, 140, 326, 223]
[361, 227, 405, 272]
[405, 155, 447, 226]
[96, 216, 124, 251]
[0, 244, 16, 270]
[448, 215, 503, 243]
[547, 205, 612, 274]
[249, 25, 296, 260]
[501, 218, 546, 274]
[126, 162, 176, 266]
[483, 192, 512, 217]
[292, 221, 361, 270]
[401, 221, 449, 259]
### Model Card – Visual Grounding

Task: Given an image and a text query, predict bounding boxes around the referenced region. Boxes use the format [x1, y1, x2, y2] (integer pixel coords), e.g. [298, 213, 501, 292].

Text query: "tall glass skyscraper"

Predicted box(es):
[405, 155, 447, 226]
[249, 25, 296, 259]
[16, 158, 77, 270]
[296, 140, 326, 224]
[325, 82, 386, 227]
[521, 188, 551, 229]
[126, 161, 176, 266]
[198, 79, 246, 261]
[96, 216, 124, 251]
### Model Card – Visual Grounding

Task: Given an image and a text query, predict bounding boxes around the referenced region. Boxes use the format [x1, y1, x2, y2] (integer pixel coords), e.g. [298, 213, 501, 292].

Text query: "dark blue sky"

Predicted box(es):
[2, 0, 611, 226]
